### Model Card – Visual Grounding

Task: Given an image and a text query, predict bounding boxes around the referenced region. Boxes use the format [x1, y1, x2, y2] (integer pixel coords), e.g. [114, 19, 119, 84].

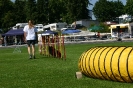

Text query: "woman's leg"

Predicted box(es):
[28, 46, 31, 55]
[32, 44, 35, 56]
[27, 40, 32, 59]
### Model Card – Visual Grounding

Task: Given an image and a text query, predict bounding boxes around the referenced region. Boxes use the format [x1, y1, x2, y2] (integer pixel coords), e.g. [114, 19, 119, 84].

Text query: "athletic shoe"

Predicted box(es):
[29, 55, 32, 59]
[33, 55, 35, 59]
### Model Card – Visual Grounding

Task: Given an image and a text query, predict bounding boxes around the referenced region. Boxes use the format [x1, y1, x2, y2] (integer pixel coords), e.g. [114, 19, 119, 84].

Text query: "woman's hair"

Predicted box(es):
[28, 20, 34, 25]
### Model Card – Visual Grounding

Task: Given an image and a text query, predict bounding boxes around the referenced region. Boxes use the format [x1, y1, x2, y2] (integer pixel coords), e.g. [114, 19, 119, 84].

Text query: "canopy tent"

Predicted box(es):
[109, 23, 133, 38]
[109, 24, 129, 29]
[88, 25, 103, 32]
[4, 28, 24, 36]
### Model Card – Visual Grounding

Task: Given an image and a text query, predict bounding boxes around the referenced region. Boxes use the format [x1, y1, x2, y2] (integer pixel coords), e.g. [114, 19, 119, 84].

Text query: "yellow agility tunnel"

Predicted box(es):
[78, 47, 133, 82]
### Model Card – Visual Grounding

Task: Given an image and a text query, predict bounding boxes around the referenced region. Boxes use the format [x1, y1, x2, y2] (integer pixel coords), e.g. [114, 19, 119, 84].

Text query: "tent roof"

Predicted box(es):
[4, 28, 24, 36]
[62, 29, 81, 34]
[110, 23, 129, 29]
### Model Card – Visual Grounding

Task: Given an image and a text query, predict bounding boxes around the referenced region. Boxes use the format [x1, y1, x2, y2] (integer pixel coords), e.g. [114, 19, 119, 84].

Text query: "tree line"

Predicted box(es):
[0, 0, 90, 32]
[90, 0, 133, 33]
[93, 0, 133, 22]
[0, 0, 133, 33]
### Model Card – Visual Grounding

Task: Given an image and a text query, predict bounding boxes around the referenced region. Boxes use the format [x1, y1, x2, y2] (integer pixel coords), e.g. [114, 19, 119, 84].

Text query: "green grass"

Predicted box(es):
[0, 42, 133, 88]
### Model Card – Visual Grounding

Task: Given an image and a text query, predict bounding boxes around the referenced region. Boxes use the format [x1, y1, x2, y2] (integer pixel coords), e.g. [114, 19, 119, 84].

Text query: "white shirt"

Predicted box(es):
[23, 25, 37, 40]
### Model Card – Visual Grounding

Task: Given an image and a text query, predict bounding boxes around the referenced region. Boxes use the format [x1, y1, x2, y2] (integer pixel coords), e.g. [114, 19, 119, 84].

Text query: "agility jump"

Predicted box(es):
[41, 33, 66, 60]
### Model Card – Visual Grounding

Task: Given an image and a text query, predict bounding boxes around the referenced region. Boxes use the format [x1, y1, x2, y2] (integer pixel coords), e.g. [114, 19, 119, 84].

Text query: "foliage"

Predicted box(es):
[63, 0, 89, 23]
[89, 22, 110, 33]
[1, 11, 16, 32]
[93, 0, 124, 22]
[1, 0, 132, 34]
[1, 42, 133, 87]
[25, 0, 37, 21]
[48, 0, 63, 23]
[0, 0, 90, 32]
[0, 0, 14, 32]
[14, 0, 27, 23]
[99, 23, 110, 33]
[124, 0, 133, 16]
[81, 27, 87, 31]
[36, 0, 47, 24]
[124, 0, 133, 22]
[113, 0, 124, 18]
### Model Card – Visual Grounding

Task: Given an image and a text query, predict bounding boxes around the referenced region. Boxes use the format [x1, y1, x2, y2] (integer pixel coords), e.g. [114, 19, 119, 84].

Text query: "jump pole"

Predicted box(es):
[62, 34, 66, 60]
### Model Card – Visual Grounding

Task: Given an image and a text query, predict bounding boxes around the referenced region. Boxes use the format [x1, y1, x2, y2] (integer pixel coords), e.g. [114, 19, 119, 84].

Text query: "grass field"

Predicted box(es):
[0, 42, 133, 88]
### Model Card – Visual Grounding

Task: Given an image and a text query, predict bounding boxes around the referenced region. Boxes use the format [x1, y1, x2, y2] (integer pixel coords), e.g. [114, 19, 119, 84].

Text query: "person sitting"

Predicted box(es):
[97, 32, 100, 38]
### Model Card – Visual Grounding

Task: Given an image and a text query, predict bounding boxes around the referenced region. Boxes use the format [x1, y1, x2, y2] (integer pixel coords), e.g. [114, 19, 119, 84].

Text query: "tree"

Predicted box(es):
[113, 1, 124, 18]
[63, 0, 89, 23]
[25, 0, 37, 22]
[48, 0, 64, 23]
[1, 11, 15, 32]
[36, 0, 48, 24]
[124, 0, 133, 16]
[93, 0, 108, 22]
[0, 0, 92, 32]
[0, 0, 14, 31]
[14, 0, 27, 23]
[93, 0, 124, 22]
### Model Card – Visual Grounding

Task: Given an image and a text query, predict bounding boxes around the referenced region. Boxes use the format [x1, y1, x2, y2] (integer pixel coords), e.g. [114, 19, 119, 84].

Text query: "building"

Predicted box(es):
[110, 14, 133, 38]
[71, 19, 99, 28]
[110, 23, 133, 38]
[118, 14, 132, 24]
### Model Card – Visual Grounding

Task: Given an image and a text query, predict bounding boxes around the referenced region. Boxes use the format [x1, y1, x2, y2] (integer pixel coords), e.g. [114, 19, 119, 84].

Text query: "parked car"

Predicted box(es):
[35, 24, 44, 32]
